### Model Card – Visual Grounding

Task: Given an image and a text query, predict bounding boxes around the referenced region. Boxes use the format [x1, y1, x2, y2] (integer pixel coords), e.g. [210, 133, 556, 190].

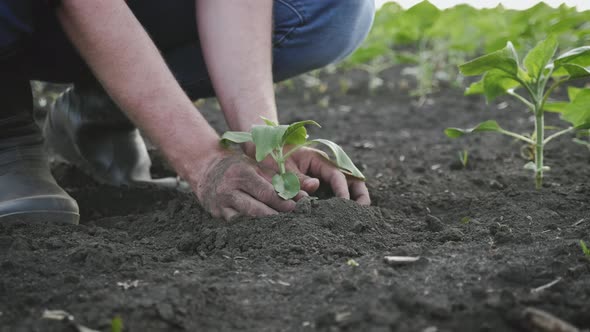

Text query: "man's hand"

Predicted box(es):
[193, 151, 297, 220]
[255, 146, 371, 206]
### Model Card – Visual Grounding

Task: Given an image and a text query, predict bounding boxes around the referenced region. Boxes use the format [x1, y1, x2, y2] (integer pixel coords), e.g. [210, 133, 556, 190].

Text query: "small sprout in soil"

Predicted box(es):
[581, 240, 590, 258]
[111, 316, 123, 332]
[347, 258, 360, 267]
[445, 37, 590, 189]
[458, 149, 469, 168]
[460, 216, 471, 224]
[221, 117, 365, 200]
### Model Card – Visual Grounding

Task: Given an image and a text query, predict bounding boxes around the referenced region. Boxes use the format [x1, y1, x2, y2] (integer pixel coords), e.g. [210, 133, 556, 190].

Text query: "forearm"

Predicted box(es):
[56, 0, 223, 180]
[196, 0, 277, 134]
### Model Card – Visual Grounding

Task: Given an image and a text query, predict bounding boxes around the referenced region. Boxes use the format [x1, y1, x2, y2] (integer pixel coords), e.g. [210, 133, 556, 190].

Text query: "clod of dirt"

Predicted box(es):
[425, 214, 445, 232]
[437, 228, 464, 243]
[489, 179, 505, 190]
[489, 223, 514, 245]
[294, 196, 314, 214]
[175, 198, 388, 263]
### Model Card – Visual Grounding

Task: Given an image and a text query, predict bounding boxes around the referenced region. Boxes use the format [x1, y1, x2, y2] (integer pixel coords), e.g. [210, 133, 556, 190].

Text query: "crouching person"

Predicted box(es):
[0, 0, 374, 224]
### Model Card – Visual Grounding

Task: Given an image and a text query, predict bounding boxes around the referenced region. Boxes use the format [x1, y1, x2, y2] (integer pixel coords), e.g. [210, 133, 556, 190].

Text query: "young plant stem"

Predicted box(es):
[534, 112, 544, 189]
[497, 129, 535, 145]
[508, 90, 535, 111]
[544, 127, 574, 145]
[276, 149, 286, 175]
[527, 76, 548, 190]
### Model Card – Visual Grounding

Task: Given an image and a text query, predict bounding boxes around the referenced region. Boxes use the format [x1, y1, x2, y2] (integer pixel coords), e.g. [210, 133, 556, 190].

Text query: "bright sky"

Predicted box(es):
[376, 0, 590, 11]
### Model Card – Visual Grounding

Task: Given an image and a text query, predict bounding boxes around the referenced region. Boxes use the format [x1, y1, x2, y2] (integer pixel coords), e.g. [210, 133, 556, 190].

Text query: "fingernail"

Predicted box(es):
[303, 178, 318, 187]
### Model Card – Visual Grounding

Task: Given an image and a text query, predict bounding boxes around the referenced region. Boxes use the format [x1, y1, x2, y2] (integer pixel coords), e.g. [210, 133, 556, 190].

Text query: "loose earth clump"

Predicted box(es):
[1, 68, 590, 331]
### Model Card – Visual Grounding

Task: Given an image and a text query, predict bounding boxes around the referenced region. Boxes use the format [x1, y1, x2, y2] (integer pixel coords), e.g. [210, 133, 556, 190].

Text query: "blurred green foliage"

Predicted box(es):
[343, 1, 590, 95]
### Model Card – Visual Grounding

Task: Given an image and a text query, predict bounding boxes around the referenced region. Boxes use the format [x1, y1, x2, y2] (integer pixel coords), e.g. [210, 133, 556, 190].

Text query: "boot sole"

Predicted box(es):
[0, 195, 80, 225]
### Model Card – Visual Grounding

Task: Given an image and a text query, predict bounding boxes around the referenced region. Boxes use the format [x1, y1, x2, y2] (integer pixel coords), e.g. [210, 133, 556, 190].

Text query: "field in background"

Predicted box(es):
[376, 0, 590, 11]
[343, 1, 590, 96]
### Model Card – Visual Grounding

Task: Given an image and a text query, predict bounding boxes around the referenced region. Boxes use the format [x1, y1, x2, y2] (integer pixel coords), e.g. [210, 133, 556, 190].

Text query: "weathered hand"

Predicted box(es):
[192, 151, 296, 220]
[260, 146, 371, 205]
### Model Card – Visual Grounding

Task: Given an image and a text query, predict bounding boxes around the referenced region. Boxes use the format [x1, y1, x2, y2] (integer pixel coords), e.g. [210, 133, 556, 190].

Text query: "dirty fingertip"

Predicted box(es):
[293, 190, 309, 202]
[302, 178, 320, 192]
[356, 195, 371, 206]
[221, 208, 239, 221]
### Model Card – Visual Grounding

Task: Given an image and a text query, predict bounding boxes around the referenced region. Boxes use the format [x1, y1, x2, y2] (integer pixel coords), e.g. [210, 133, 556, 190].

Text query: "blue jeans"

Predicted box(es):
[0, 0, 374, 139]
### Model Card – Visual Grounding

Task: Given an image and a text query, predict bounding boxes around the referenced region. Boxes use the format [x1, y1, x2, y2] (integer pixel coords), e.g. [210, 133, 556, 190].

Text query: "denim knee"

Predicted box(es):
[272, 0, 375, 80]
[316, 0, 376, 64]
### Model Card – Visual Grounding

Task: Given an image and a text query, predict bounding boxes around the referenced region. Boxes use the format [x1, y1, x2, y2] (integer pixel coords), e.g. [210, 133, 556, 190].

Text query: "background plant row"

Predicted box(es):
[341, 1, 590, 95]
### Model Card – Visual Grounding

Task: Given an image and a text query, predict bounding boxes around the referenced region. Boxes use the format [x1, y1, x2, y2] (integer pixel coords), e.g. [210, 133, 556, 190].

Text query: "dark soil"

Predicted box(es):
[2, 68, 590, 332]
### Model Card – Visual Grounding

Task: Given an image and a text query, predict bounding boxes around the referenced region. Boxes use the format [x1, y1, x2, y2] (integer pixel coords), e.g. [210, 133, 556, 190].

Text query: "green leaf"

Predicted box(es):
[282, 120, 321, 146]
[555, 46, 590, 66]
[444, 120, 502, 138]
[559, 63, 590, 79]
[568, 86, 583, 101]
[459, 42, 519, 77]
[272, 172, 300, 200]
[311, 139, 365, 180]
[261, 116, 278, 126]
[220, 131, 253, 146]
[562, 88, 590, 129]
[464, 79, 484, 95]
[482, 70, 521, 101]
[251, 125, 288, 162]
[543, 101, 568, 113]
[523, 36, 557, 78]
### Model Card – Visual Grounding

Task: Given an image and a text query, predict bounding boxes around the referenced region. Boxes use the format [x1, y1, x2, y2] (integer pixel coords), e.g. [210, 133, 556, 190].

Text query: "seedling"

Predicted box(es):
[581, 240, 590, 258]
[221, 117, 365, 200]
[111, 316, 123, 332]
[445, 37, 590, 188]
[347, 258, 360, 267]
[458, 149, 469, 168]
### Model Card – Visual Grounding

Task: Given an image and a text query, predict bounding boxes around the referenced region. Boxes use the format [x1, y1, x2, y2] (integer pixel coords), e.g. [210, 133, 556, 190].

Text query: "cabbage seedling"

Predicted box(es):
[221, 118, 365, 200]
[445, 37, 590, 188]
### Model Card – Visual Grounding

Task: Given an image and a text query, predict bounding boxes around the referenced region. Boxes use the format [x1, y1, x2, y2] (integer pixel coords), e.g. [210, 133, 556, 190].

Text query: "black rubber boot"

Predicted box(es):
[44, 85, 188, 190]
[0, 144, 79, 225]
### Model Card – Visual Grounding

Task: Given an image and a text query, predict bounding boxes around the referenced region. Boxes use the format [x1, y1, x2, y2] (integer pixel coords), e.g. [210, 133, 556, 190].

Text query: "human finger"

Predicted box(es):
[220, 207, 239, 221]
[293, 190, 309, 202]
[239, 173, 296, 212]
[350, 180, 371, 206]
[290, 169, 320, 194]
[231, 191, 280, 217]
[308, 157, 350, 199]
